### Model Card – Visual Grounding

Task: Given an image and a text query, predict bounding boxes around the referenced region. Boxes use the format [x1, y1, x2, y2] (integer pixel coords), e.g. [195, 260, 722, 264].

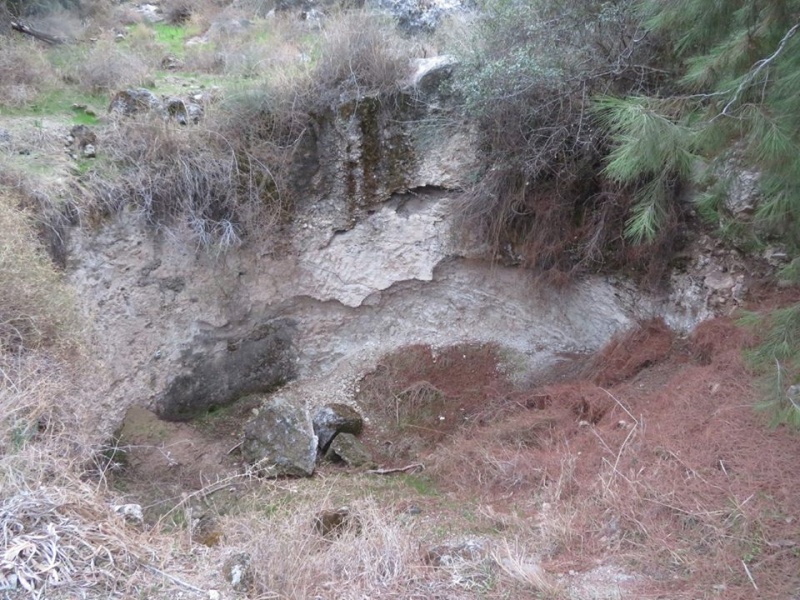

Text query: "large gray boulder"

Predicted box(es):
[242, 396, 317, 477]
[109, 88, 163, 117]
[155, 320, 296, 421]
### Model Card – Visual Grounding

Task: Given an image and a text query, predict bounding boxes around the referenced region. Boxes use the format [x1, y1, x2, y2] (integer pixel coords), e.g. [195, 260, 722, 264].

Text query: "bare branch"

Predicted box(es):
[715, 21, 800, 119]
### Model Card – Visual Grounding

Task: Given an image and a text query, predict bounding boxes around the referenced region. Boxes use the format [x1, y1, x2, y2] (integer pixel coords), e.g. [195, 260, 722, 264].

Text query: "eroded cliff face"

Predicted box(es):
[65, 62, 705, 435]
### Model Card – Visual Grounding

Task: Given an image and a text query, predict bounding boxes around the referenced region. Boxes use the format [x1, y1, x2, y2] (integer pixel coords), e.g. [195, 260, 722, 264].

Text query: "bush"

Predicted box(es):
[309, 10, 414, 108]
[85, 113, 292, 248]
[76, 39, 153, 94]
[0, 188, 76, 352]
[449, 0, 673, 280]
[0, 36, 56, 107]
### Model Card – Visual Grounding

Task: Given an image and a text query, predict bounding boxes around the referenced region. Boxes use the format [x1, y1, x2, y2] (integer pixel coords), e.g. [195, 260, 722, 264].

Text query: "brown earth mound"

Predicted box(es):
[424, 317, 800, 599]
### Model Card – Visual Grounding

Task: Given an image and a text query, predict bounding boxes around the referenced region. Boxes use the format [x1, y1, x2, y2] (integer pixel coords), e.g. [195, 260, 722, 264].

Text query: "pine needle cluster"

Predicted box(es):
[600, 0, 800, 248]
[740, 306, 800, 428]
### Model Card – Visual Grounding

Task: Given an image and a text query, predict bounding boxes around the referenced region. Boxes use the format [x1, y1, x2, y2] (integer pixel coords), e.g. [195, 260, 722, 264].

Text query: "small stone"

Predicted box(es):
[424, 538, 487, 567]
[313, 507, 360, 538]
[208, 591, 221, 600]
[109, 88, 163, 117]
[82, 144, 97, 158]
[222, 552, 252, 592]
[113, 503, 144, 523]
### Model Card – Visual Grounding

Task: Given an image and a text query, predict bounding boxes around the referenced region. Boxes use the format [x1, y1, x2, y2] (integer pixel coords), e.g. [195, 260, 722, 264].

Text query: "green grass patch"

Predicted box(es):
[153, 22, 199, 57]
[399, 473, 439, 497]
[3, 89, 105, 124]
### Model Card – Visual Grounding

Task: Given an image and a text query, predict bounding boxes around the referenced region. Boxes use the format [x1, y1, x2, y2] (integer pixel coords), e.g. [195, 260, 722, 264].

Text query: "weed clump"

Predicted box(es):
[308, 10, 413, 108]
[76, 39, 153, 94]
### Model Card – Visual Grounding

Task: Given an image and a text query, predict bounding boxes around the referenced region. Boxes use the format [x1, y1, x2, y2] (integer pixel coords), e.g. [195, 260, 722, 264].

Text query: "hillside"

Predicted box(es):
[1, 1, 799, 599]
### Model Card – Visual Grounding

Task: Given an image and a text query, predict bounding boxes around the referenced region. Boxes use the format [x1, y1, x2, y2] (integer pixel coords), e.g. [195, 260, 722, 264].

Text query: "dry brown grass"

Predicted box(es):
[0, 37, 57, 108]
[309, 10, 415, 107]
[0, 348, 217, 599]
[75, 38, 154, 94]
[85, 115, 289, 248]
[0, 189, 76, 351]
[222, 497, 425, 598]
[187, 14, 311, 79]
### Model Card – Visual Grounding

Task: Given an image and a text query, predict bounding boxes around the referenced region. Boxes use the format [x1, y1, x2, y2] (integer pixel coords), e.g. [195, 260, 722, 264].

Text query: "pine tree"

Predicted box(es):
[599, 0, 800, 426]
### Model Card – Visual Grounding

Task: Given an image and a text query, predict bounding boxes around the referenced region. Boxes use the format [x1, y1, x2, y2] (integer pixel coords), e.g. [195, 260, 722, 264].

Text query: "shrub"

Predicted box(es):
[76, 39, 153, 94]
[85, 114, 292, 248]
[0, 36, 56, 107]
[449, 0, 672, 280]
[308, 10, 414, 108]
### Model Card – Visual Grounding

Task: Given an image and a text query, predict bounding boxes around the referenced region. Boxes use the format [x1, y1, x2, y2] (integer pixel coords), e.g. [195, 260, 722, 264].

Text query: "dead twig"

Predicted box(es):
[10, 21, 64, 45]
[366, 463, 425, 475]
[741, 560, 758, 592]
[143, 564, 206, 594]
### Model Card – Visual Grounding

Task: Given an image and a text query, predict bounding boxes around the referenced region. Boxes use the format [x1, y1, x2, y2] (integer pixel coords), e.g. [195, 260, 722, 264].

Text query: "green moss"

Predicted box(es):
[336, 94, 417, 215]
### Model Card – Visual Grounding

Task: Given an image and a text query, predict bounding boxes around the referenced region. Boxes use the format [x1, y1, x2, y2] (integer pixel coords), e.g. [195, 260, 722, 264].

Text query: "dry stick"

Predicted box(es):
[143, 564, 205, 594]
[9, 21, 64, 45]
[590, 427, 615, 455]
[716, 21, 800, 120]
[366, 463, 424, 475]
[604, 422, 638, 496]
[599, 387, 638, 425]
[741, 560, 758, 592]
